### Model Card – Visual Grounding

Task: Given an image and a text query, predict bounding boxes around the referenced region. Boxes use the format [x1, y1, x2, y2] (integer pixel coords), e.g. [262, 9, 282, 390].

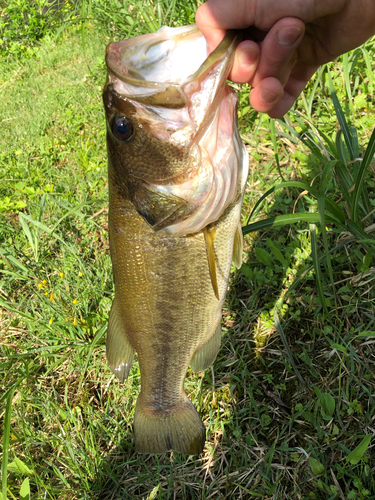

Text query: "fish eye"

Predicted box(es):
[111, 115, 133, 141]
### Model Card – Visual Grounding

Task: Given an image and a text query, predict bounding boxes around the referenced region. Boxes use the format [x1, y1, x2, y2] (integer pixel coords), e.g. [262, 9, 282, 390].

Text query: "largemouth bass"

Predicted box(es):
[103, 24, 248, 455]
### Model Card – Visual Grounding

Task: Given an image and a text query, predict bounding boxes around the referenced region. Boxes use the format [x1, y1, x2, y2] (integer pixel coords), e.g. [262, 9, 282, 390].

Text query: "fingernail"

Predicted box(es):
[277, 26, 301, 47]
[259, 89, 278, 105]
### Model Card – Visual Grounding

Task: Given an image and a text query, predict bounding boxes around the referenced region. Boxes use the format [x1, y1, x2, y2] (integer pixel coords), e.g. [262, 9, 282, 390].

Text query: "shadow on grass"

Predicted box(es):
[89, 151, 375, 500]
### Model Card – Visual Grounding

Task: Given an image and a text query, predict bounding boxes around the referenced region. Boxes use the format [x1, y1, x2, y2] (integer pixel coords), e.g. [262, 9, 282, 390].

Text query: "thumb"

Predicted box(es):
[196, 0, 256, 51]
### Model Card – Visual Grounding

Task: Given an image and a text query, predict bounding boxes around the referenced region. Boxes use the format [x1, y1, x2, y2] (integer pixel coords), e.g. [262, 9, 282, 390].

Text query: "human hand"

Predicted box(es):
[196, 0, 375, 117]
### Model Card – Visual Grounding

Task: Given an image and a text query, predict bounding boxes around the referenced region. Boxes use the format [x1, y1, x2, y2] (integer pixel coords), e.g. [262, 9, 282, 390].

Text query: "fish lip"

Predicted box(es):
[105, 25, 241, 109]
[105, 51, 188, 109]
[105, 25, 200, 109]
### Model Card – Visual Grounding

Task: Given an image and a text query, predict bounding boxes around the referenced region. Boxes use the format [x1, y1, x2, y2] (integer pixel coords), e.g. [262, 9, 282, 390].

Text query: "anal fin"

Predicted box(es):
[232, 222, 243, 269]
[106, 296, 135, 382]
[203, 227, 219, 300]
[190, 323, 222, 373]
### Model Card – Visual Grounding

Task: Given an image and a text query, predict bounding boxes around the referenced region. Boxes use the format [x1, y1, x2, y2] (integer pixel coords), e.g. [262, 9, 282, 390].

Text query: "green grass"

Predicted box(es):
[1, 1, 375, 499]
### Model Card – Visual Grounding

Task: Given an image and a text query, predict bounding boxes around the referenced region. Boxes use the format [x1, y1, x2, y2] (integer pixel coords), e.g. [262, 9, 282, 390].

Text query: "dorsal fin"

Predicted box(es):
[203, 227, 219, 300]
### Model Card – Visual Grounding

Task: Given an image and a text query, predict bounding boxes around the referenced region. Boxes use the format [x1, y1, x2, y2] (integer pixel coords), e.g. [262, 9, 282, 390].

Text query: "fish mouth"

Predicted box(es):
[105, 24, 240, 109]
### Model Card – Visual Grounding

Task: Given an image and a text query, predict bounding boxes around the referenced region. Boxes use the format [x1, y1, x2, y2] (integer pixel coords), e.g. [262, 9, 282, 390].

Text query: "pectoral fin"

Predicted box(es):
[190, 323, 222, 373]
[106, 296, 135, 382]
[203, 227, 219, 300]
[232, 222, 243, 269]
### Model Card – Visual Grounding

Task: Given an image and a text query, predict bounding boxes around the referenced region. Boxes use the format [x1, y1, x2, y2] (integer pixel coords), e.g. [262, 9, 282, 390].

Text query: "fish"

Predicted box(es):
[103, 24, 249, 455]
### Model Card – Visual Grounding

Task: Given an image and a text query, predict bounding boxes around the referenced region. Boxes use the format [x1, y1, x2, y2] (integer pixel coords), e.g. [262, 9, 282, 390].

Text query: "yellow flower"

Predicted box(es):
[44, 292, 48, 296]
[50, 293, 53, 301]
[65, 317, 69, 322]
[49, 318, 53, 325]
[79, 272, 83, 277]
[59, 272, 64, 278]
[42, 280, 47, 285]
[72, 299, 77, 304]
[73, 317, 77, 326]
[38, 283, 43, 288]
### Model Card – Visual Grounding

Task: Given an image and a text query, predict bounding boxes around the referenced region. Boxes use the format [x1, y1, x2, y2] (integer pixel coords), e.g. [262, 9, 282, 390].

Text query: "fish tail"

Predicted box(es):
[134, 395, 206, 455]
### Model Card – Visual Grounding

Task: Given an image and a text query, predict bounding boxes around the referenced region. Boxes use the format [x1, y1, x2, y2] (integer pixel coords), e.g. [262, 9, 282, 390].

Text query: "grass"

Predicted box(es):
[1, 1, 375, 499]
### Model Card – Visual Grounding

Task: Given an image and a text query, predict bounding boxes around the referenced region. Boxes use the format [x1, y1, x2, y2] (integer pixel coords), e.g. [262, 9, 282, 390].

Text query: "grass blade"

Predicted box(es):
[328, 70, 355, 160]
[0, 247, 31, 275]
[1, 386, 16, 500]
[309, 222, 329, 317]
[270, 118, 285, 181]
[18, 211, 85, 264]
[334, 160, 354, 217]
[157, 0, 163, 27]
[38, 193, 47, 222]
[347, 221, 375, 251]
[246, 181, 345, 225]
[0, 297, 36, 321]
[350, 125, 359, 159]
[300, 133, 330, 165]
[346, 435, 372, 465]
[342, 53, 353, 114]
[266, 238, 288, 267]
[18, 213, 37, 262]
[17, 213, 53, 235]
[243, 213, 326, 235]
[352, 127, 375, 223]
[166, 0, 177, 25]
[289, 111, 332, 164]
[77, 324, 107, 392]
[317, 195, 337, 310]
[303, 65, 326, 118]
[274, 308, 306, 386]
[317, 161, 337, 306]
[19, 477, 30, 500]
[335, 129, 349, 166]
[137, 3, 158, 32]
[362, 45, 374, 95]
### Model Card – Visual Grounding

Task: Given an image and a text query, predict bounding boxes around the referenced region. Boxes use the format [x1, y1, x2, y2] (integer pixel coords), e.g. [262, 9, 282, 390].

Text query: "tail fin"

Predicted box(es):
[134, 395, 206, 455]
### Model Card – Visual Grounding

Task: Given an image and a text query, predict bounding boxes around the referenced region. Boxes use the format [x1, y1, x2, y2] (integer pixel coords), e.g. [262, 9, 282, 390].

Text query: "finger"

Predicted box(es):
[252, 17, 305, 88]
[249, 77, 284, 113]
[266, 65, 318, 117]
[196, 0, 257, 52]
[251, 65, 318, 117]
[229, 40, 260, 83]
[264, 88, 301, 118]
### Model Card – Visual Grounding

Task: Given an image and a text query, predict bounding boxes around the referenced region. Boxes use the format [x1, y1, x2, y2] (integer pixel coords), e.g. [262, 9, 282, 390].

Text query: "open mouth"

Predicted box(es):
[105, 25, 239, 109]
[105, 24, 207, 86]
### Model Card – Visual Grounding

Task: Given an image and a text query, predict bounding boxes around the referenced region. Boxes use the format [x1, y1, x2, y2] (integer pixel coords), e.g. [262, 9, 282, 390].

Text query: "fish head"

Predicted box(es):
[104, 24, 247, 234]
